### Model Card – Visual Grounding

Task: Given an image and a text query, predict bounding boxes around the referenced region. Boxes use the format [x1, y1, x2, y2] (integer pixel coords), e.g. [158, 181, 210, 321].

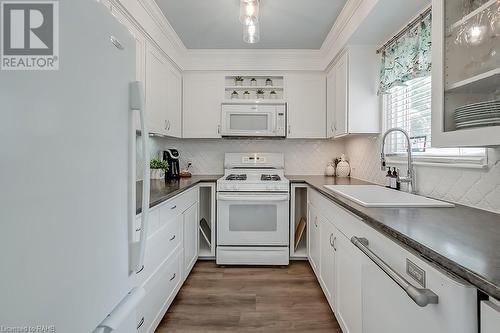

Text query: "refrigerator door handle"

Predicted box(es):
[130, 81, 150, 273]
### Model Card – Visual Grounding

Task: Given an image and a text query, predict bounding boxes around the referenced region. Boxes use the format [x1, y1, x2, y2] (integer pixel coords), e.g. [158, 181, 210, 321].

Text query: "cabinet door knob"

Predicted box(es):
[169, 273, 176, 281]
[169, 234, 176, 241]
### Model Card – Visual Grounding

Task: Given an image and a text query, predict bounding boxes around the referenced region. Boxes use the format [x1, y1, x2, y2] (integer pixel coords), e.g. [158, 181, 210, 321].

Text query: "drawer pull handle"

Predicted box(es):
[135, 228, 141, 232]
[171, 205, 177, 210]
[135, 265, 144, 274]
[137, 316, 144, 329]
[170, 235, 176, 241]
[351, 236, 439, 307]
[169, 273, 176, 281]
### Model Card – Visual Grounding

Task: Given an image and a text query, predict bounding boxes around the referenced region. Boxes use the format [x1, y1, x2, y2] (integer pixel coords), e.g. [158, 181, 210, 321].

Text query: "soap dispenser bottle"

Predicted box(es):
[390, 167, 398, 189]
[385, 169, 392, 188]
[394, 168, 401, 190]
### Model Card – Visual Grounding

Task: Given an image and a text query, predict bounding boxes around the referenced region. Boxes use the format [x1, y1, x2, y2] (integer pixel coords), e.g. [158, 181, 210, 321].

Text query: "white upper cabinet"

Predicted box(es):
[327, 47, 380, 138]
[145, 42, 182, 137]
[334, 55, 348, 137]
[166, 63, 182, 138]
[432, 0, 500, 147]
[183, 72, 224, 138]
[285, 73, 326, 138]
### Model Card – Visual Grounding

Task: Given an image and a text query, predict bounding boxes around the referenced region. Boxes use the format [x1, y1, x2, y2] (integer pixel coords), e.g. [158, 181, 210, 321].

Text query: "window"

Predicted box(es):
[383, 76, 486, 165]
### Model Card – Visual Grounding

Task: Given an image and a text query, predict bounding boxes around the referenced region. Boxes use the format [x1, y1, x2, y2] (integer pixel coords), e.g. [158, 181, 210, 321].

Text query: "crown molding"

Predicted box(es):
[115, 0, 378, 72]
[320, 0, 378, 69]
[183, 49, 324, 71]
[136, 0, 187, 53]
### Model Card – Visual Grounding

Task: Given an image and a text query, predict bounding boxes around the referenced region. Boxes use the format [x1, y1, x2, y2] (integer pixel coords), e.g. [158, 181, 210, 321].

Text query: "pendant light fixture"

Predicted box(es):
[243, 22, 260, 44]
[239, 0, 259, 25]
[240, 0, 260, 44]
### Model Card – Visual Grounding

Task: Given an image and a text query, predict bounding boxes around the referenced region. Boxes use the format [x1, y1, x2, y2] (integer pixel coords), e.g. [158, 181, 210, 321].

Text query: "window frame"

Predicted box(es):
[381, 77, 487, 168]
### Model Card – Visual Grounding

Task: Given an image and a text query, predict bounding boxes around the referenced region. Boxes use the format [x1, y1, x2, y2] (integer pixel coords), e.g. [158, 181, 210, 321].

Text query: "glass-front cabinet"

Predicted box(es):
[432, 0, 500, 146]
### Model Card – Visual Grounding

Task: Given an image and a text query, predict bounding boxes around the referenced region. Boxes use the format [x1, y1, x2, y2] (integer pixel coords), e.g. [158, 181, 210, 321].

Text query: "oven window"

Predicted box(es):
[228, 204, 277, 231]
[230, 114, 268, 131]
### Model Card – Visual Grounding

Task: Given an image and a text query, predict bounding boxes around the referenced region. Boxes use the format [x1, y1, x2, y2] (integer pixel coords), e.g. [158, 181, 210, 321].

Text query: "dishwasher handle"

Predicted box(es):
[351, 236, 439, 307]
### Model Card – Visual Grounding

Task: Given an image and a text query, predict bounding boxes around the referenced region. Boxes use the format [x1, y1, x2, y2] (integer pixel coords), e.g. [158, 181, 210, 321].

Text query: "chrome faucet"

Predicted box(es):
[380, 128, 416, 193]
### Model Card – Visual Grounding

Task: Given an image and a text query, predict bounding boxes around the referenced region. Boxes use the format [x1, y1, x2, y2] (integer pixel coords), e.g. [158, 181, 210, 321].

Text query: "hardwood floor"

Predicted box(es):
[156, 261, 342, 333]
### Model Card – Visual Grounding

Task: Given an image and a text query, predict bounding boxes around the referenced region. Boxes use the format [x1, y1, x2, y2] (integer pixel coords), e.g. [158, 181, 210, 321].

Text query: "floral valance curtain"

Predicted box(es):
[378, 12, 432, 94]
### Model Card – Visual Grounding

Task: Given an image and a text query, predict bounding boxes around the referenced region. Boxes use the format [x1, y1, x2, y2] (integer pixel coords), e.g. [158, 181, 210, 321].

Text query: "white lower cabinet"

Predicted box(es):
[136, 248, 183, 333]
[481, 299, 500, 333]
[319, 218, 337, 309]
[307, 188, 477, 333]
[135, 187, 199, 333]
[335, 233, 362, 333]
[307, 203, 321, 275]
[183, 202, 199, 277]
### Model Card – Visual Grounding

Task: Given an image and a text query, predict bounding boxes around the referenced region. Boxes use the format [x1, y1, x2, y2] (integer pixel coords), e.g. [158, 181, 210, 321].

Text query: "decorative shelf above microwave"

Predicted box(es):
[224, 75, 285, 103]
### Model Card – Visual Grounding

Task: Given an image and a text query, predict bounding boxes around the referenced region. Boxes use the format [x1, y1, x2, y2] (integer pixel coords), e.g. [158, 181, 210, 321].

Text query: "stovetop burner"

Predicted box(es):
[226, 174, 247, 181]
[261, 174, 281, 181]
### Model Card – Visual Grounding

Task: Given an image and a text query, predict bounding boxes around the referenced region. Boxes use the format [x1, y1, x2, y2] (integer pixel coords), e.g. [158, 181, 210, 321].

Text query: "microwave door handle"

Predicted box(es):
[218, 194, 289, 202]
[129, 81, 150, 273]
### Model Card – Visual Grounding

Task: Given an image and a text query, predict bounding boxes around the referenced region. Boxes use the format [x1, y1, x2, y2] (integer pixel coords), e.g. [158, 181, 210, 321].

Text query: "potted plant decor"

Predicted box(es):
[231, 91, 239, 99]
[243, 91, 251, 99]
[250, 78, 257, 86]
[256, 89, 265, 99]
[150, 158, 168, 180]
[269, 90, 277, 99]
[234, 76, 244, 86]
[265, 78, 273, 86]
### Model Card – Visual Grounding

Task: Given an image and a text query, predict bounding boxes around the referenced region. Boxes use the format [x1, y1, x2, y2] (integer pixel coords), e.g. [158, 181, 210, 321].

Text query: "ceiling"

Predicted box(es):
[154, 0, 347, 49]
[349, 0, 431, 46]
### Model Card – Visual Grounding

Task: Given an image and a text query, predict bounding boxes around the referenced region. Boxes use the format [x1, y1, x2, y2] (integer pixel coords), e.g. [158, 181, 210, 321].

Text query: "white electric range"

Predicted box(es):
[216, 153, 290, 265]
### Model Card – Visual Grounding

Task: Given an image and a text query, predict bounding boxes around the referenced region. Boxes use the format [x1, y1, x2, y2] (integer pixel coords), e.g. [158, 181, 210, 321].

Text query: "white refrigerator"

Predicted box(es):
[0, 1, 150, 332]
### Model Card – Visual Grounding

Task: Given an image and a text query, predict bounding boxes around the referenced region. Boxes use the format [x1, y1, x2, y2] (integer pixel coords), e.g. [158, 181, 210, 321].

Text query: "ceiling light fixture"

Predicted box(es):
[243, 22, 260, 44]
[239, 0, 259, 25]
[240, 0, 260, 44]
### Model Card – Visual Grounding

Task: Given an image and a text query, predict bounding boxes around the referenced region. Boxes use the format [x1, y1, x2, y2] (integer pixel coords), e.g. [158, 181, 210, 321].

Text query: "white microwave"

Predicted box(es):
[220, 103, 287, 138]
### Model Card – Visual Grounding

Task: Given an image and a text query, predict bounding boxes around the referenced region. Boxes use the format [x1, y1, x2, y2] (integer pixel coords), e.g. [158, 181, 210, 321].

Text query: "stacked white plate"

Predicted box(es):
[454, 100, 500, 129]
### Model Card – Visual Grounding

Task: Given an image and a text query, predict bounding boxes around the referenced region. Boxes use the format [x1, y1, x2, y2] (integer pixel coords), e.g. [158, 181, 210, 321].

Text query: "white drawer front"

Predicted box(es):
[136, 247, 183, 333]
[159, 187, 197, 224]
[135, 214, 182, 287]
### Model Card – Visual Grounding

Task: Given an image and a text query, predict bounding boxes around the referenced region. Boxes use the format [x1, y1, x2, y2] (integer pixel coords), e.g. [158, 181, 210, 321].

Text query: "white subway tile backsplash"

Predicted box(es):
[140, 137, 345, 176]
[345, 135, 500, 213]
[137, 134, 500, 213]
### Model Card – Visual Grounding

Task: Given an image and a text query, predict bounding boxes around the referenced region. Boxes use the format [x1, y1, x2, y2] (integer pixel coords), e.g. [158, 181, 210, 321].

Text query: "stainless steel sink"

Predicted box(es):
[323, 185, 454, 208]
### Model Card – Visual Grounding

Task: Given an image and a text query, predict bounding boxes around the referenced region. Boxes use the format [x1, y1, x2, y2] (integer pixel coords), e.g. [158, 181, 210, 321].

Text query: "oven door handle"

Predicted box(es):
[218, 194, 289, 202]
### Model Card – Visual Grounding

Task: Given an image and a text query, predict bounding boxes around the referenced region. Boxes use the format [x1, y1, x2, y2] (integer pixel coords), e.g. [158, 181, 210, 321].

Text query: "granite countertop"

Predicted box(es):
[287, 175, 500, 300]
[136, 175, 221, 214]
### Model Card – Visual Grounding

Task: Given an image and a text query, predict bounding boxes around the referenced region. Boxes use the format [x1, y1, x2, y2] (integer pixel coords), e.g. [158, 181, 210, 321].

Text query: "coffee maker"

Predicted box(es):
[163, 149, 180, 180]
